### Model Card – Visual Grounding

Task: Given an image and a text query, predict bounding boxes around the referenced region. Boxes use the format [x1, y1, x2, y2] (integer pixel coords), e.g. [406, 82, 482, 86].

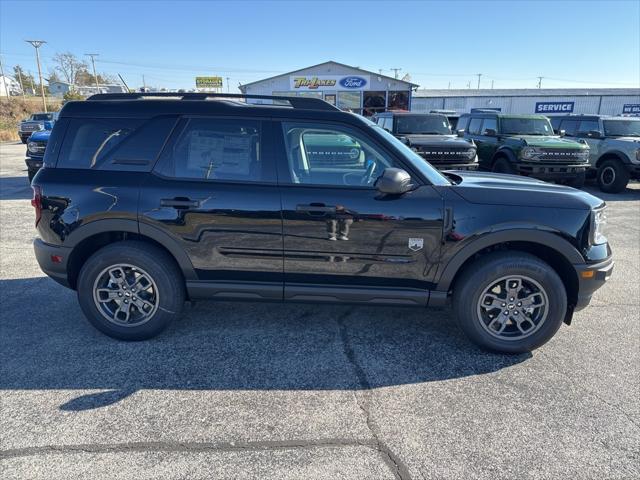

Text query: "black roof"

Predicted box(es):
[59, 93, 369, 124]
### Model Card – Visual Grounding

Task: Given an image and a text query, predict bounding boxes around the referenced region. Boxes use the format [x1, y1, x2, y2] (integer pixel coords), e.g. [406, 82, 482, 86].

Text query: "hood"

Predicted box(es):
[447, 170, 603, 210]
[508, 135, 588, 149]
[404, 134, 474, 148]
[29, 130, 51, 142]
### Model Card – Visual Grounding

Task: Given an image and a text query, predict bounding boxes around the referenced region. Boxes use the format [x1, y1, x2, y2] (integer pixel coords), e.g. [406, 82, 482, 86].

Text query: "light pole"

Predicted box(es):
[26, 40, 47, 112]
[85, 53, 100, 91]
[476, 73, 482, 90]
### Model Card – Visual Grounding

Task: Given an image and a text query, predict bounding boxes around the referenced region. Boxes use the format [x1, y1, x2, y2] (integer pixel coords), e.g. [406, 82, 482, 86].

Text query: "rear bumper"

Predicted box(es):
[516, 163, 588, 179]
[573, 256, 614, 311]
[34, 238, 72, 288]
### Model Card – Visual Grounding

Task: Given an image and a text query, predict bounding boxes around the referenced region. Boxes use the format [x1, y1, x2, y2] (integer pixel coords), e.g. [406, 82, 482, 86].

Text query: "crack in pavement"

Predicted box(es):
[1, 438, 380, 460]
[336, 308, 413, 480]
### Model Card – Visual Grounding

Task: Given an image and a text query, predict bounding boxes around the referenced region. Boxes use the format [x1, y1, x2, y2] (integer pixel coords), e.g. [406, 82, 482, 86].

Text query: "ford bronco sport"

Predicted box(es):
[372, 111, 478, 170]
[458, 112, 590, 187]
[550, 115, 640, 193]
[32, 93, 613, 353]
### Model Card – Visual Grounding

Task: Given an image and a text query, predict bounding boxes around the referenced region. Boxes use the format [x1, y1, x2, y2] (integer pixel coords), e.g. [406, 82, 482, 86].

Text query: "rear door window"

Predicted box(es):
[456, 116, 470, 132]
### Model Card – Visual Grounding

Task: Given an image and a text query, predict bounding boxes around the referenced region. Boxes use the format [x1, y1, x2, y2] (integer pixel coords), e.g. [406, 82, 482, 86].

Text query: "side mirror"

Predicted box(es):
[558, 129, 566, 137]
[398, 136, 410, 145]
[375, 168, 414, 195]
[456, 129, 465, 137]
[484, 128, 497, 137]
[588, 130, 602, 139]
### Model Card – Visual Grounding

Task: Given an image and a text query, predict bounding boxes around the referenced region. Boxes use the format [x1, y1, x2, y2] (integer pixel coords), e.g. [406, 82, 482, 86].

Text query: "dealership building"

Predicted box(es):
[239, 61, 418, 116]
[411, 88, 640, 116]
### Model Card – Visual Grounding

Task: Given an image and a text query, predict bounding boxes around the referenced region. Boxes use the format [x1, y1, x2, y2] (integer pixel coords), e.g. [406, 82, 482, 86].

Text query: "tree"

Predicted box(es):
[75, 68, 116, 86]
[13, 65, 35, 92]
[47, 70, 61, 83]
[52, 52, 87, 84]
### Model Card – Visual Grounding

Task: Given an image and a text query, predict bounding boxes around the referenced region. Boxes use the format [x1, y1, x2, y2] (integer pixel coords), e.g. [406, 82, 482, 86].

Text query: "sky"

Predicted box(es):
[1, 0, 639, 92]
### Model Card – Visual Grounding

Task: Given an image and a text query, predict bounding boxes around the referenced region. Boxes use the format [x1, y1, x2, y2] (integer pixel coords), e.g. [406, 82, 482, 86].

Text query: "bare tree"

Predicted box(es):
[52, 52, 87, 84]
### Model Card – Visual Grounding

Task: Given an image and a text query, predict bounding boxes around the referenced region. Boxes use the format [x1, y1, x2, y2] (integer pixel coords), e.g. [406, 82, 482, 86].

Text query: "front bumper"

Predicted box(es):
[25, 157, 43, 170]
[516, 163, 588, 179]
[438, 163, 479, 171]
[34, 238, 73, 288]
[627, 163, 640, 179]
[573, 256, 614, 311]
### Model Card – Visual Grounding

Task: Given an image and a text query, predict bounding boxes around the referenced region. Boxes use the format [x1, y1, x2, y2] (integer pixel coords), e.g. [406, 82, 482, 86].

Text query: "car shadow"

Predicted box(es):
[582, 181, 640, 202]
[0, 276, 530, 411]
[0, 176, 32, 200]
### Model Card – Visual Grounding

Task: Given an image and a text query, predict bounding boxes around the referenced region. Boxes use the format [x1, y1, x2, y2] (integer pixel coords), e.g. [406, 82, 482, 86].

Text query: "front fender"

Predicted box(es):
[435, 228, 584, 292]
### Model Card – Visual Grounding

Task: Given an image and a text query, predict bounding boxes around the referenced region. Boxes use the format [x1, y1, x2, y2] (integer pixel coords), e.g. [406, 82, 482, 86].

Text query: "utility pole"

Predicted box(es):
[226, 77, 230, 93]
[476, 73, 482, 90]
[25, 40, 47, 112]
[142, 74, 146, 92]
[390, 68, 402, 79]
[0, 54, 8, 101]
[537, 76, 543, 89]
[85, 53, 100, 90]
[15, 66, 26, 99]
[28, 71, 36, 95]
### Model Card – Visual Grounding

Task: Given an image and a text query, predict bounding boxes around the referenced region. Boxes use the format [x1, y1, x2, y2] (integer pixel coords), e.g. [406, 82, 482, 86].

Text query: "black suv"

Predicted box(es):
[458, 112, 590, 187]
[372, 112, 478, 170]
[32, 93, 613, 353]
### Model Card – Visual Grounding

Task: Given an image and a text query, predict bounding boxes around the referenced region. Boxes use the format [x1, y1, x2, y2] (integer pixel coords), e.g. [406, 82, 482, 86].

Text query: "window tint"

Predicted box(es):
[156, 118, 266, 182]
[559, 119, 579, 136]
[282, 122, 399, 187]
[467, 118, 483, 135]
[456, 116, 470, 132]
[58, 118, 142, 169]
[481, 118, 497, 134]
[577, 120, 600, 135]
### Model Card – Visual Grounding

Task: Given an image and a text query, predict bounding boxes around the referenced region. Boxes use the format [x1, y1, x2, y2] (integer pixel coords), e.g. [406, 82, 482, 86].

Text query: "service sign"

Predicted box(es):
[290, 75, 369, 91]
[196, 76, 223, 88]
[535, 102, 575, 114]
[622, 104, 640, 115]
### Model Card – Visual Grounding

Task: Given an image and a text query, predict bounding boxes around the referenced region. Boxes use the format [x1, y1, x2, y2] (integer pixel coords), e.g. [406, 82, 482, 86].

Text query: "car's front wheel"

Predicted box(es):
[492, 157, 517, 175]
[77, 241, 185, 340]
[597, 159, 629, 193]
[453, 252, 567, 353]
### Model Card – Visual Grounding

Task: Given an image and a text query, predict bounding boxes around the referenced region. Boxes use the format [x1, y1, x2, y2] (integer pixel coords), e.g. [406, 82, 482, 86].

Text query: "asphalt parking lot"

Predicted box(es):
[0, 140, 638, 480]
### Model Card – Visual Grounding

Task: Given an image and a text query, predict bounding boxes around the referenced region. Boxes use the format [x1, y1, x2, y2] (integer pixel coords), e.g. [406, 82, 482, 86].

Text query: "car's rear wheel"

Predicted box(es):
[77, 241, 185, 340]
[452, 252, 567, 353]
[597, 159, 629, 193]
[492, 157, 517, 175]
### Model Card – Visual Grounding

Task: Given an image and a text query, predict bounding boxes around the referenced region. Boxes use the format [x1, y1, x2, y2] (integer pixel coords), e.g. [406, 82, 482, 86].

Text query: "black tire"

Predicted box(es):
[452, 251, 567, 354]
[563, 170, 586, 189]
[597, 159, 630, 193]
[492, 157, 517, 175]
[77, 241, 185, 340]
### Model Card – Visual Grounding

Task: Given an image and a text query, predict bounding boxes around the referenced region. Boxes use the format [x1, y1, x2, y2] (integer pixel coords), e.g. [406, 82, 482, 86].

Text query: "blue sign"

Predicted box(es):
[339, 76, 367, 89]
[622, 104, 640, 115]
[535, 102, 574, 114]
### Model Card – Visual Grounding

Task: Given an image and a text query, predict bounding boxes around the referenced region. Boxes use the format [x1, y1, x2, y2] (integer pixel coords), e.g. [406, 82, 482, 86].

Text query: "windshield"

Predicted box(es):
[30, 113, 54, 121]
[371, 125, 451, 186]
[603, 119, 640, 137]
[501, 117, 554, 135]
[395, 115, 451, 135]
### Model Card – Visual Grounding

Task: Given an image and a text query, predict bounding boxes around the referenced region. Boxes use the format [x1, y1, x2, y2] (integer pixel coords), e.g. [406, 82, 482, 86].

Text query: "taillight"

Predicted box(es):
[31, 185, 42, 227]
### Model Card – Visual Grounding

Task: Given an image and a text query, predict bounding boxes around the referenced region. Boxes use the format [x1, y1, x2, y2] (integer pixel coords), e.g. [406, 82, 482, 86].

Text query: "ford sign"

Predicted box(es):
[535, 102, 574, 114]
[339, 76, 367, 89]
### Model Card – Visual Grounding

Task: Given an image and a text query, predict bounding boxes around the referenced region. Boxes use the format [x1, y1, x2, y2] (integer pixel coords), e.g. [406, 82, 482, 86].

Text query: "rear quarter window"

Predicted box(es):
[57, 116, 177, 171]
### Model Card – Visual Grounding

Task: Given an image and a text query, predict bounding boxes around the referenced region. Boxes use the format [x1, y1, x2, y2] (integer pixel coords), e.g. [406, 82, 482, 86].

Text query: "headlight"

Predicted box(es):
[464, 149, 476, 159]
[576, 149, 590, 161]
[590, 206, 608, 245]
[27, 142, 38, 152]
[520, 147, 538, 160]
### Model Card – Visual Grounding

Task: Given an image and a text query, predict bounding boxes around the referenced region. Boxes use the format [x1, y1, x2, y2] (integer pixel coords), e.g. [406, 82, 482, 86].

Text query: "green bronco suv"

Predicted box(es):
[458, 112, 590, 187]
[550, 115, 640, 193]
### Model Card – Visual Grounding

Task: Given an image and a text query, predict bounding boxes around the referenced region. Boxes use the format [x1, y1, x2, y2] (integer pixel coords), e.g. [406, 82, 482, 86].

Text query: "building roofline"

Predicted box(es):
[239, 60, 419, 89]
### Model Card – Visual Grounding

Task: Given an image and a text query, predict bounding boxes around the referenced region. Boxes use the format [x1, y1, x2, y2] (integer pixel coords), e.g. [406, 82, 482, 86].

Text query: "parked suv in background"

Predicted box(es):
[550, 115, 640, 193]
[372, 112, 478, 170]
[32, 93, 612, 353]
[18, 112, 58, 143]
[25, 129, 51, 182]
[458, 113, 590, 187]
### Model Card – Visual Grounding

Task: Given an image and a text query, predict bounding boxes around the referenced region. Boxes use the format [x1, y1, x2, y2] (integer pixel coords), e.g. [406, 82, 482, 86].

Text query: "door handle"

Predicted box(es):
[161, 198, 200, 209]
[296, 203, 336, 216]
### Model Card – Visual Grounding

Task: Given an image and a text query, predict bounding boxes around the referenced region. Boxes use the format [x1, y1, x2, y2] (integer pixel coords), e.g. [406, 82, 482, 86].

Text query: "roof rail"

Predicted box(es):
[86, 92, 340, 111]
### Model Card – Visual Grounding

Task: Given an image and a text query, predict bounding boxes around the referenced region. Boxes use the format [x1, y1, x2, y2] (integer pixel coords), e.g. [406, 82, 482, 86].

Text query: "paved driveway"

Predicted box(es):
[1, 141, 639, 479]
